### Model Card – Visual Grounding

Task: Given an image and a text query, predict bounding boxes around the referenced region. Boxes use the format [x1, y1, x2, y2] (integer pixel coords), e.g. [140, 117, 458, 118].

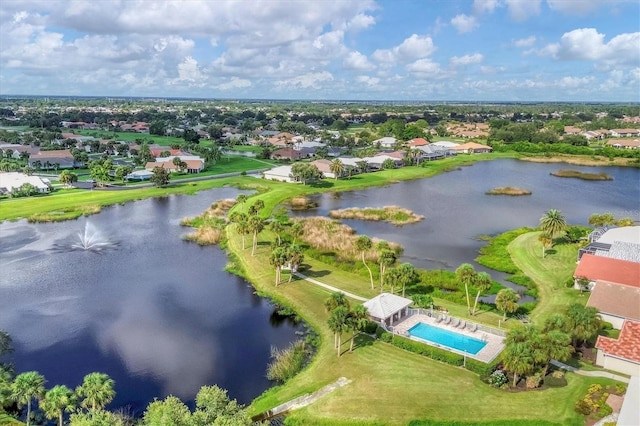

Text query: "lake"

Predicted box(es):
[0, 159, 638, 414]
[0, 187, 302, 415]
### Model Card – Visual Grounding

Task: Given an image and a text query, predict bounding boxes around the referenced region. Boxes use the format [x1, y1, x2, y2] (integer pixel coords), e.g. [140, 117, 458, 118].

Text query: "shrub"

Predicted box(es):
[363, 321, 378, 334]
[543, 375, 567, 388]
[574, 399, 591, 415]
[266, 340, 307, 382]
[488, 370, 508, 388]
[466, 358, 498, 378]
[526, 374, 542, 389]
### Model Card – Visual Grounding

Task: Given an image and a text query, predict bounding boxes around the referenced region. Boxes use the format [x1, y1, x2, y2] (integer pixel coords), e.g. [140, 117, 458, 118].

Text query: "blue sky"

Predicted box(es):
[0, 0, 639, 101]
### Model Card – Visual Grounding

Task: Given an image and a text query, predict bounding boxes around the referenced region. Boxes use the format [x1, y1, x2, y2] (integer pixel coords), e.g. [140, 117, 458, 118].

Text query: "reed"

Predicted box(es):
[550, 170, 613, 180]
[328, 206, 424, 225]
[485, 187, 532, 196]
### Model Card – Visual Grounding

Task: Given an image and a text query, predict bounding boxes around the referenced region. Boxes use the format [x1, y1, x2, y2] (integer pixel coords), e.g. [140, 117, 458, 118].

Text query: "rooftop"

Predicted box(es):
[597, 226, 640, 245]
[587, 280, 640, 322]
[574, 254, 640, 288]
[363, 293, 412, 320]
[596, 320, 640, 363]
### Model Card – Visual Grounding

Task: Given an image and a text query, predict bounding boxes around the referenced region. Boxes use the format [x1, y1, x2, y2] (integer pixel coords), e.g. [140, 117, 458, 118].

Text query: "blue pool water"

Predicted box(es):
[408, 322, 487, 355]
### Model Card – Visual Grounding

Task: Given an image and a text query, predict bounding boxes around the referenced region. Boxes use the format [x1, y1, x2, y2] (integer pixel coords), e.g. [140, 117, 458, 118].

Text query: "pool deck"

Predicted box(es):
[392, 314, 505, 363]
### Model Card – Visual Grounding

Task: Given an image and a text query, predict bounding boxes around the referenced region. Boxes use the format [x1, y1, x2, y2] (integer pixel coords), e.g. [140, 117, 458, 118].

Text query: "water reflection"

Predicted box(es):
[0, 187, 301, 412]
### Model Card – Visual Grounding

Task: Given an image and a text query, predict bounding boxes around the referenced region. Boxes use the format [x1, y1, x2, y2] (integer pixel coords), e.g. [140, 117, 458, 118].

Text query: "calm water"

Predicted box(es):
[0, 159, 638, 414]
[292, 159, 640, 299]
[0, 188, 302, 415]
[408, 322, 486, 355]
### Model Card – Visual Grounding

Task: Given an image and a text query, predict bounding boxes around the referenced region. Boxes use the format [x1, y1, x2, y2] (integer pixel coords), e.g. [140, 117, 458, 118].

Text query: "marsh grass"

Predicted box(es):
[551, 170, 613, 180]
[27, 204, 101, 223]
[296, 217, 401, 262]
[267, 340, 308, 382]
[180, 198, 235, 245]
[289, 196, 318, 210]
[328, 206, 424, 225]
[485, 187, 532, 196]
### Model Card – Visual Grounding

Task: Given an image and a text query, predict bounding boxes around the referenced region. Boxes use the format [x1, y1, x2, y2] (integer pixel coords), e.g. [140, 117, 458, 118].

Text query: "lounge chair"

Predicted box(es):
[459, 320, 466, 329]
[452, 319, 459, 327]
[444, 317, 451, 325]
[436, 315, 443, 323]
[470, 323, 477, 332]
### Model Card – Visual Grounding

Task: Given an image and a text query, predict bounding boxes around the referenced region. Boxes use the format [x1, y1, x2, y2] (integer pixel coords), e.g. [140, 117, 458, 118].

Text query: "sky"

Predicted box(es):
[0, 0, 639, 102]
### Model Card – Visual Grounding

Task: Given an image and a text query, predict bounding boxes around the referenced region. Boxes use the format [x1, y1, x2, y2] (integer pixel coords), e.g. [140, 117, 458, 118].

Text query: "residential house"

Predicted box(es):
[431, 141, 459, 148]
[28, 149, 75, 170]
[0, 172, 51, 194]
[407, 138, 429, 148]
[363, 293, 413, 327]
[451, 142, 492, 154]
[595, 320, 640, 376]
[372, 137, 398, 149]
[610, 129, 640, 138]
[270, 148, 312, 161]
[564, 126, 583, 135]
[586, 281, 640, 329]
[145, 155, 204, 174]
[0, 143, 39, 159]
[573, 254, 640, 290]
[579, 226, 640, 263]
[311, 159, 336, 179]
[607, 139, 640, 149]
[263, 165, 294, 183]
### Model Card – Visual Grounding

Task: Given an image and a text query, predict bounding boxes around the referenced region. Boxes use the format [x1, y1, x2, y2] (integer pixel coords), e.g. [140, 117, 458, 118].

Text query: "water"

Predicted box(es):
[408, 322, 487, 355]
[291, 159, 640, 301]
[0, 188, 302, 415]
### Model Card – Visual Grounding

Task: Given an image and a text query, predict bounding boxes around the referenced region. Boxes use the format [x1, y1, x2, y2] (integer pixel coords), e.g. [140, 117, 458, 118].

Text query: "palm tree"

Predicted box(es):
[355, 235, 374, 289]
[471, 272, 493, 316]
[269, 247, 288, 285]
[538, 233, 553, 258]
[289, 221, 303, 245]
[538, 330, 573, 378]
[41, 385, 77, 426]
[378, 249, 397, 292]
[268, 220, 285, 246]
[495, 288, 520, 321]
[328, 306, 349, 357]
[455, 263, 476, 314]
[287, 244, 304, 282]
[329, 159, 344, 180]
[539, 209, 567, 239]
[348, 305, 370, 352]
[542, 312, 568, 333]
[502, 342, 534, 387]
[248, 199, 265, 216]
[325, 291, 350, 313]
[76, 372, 115, 411]
[565, 304, 602, 348]
[12, 371, 46, 426]
[248, 215, 265, 256]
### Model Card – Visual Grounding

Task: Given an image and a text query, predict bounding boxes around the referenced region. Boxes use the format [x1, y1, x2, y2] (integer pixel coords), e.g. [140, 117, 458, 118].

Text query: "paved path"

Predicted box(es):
[550, 360, 630, 383]
[293, 272, 368, 302]
[252, 377, 351, 422]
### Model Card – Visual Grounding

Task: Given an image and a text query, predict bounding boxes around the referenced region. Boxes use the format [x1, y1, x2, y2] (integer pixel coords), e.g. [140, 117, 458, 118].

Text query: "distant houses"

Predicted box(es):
[0, 172, 51, 195]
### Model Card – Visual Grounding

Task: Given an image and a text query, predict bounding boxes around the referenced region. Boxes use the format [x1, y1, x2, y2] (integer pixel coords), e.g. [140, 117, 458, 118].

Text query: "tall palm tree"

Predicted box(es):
[538, 233, 553, 258]
[76, 373, 115, 411]
[355, 235, 374, 289]
[539, 209, 567, 239]
[495, 288, 520, 321]
[269, 246, 288, 285]
[268, 220, 285, 246]
[289, 221, 303, 245]
[378, 249, 397, 292]
[249, 215, 265, 256]
[324, 292, 350, 313]
[471, 272, 493, 316]
[565, 304, 602, 347]
[502, 342, 534, 387]
[287, 244, 304, 282]
[348, 304, 370, 352]
[41, 385, 77, 426]
[329, 159, 344, 180]
[12, 371, 46, 426]
[455, 263, 476, 314]
[538, 330, 573, 377]
[328, 306, 349, 357]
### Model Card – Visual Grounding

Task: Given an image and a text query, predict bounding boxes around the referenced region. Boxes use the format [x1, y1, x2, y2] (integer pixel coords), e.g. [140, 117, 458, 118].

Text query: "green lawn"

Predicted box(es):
[228, 223, 616, 425]
[508, 232, 585, 325]
[72, 129, 185, 145]
[0, 414, 23, 426]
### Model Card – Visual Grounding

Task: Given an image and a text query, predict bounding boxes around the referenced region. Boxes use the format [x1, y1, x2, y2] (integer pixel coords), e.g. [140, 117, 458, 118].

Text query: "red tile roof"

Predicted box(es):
[407, 138, 429, 146]
[575, 254, 640, 288]
[596, 320, 640, 363]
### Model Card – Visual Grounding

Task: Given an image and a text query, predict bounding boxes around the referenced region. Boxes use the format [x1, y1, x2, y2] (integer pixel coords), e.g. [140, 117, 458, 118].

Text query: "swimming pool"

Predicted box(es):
[408, 322, 487, 355]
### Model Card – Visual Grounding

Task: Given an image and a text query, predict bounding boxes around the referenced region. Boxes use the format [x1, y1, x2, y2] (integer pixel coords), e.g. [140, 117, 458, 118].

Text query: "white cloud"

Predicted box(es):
[480, 65, 506, 74]
[504, 0, 542, 21]
[218, 77, 251, 91]
[345, 13, 376, 31]
[450, 14, 478, 33]
[513, 36, 536, 47]
[406, 59, 444, 77]
[372, 34, 436, 64]
[545, 0, 633, 16]
[176, 57, 203, 83]
[277, 71, 334, 89]
[450, 53, 484, 67]
[356, 75, 380, 86]
[473, 0, 501, 14]
[540, 28, 640, 67]
[343, 51, 374, 71]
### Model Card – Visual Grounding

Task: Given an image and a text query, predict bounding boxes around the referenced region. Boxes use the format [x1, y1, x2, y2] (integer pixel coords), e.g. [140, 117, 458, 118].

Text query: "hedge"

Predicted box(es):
[378, 330, 498, 376]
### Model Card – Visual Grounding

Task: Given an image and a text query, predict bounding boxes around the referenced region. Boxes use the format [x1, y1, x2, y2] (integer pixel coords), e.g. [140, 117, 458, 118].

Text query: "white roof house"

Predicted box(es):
[0, 172, 51, 194]
[373, 137, 398, 148]
[432, 141, 460, 148]
[363, 293, 413, 326]
[263, 165, 294, 183]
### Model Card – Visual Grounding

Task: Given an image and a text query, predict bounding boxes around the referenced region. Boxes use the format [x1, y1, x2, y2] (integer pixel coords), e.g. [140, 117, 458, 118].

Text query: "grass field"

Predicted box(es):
[228, 220, 616, 425]
[508, 232, 585, 324]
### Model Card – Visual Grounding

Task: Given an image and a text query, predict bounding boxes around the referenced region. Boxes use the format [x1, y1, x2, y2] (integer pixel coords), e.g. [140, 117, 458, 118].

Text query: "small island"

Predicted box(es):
[328, 206, 424, 225]
[485, 187, 532, 196]
[551, 170, 613, 181]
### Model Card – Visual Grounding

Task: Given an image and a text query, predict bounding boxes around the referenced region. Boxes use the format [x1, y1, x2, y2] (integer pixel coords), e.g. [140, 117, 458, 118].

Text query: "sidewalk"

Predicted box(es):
[550, 359, 630, 383]
[293, 272, 368, 302]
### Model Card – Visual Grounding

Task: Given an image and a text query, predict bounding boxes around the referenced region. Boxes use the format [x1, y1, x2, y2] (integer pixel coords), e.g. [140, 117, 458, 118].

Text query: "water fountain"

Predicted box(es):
[70, 221, 118, 252]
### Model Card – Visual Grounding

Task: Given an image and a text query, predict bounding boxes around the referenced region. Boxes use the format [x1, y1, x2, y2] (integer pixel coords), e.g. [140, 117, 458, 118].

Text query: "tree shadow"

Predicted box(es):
[303, 269, 331, 278]
[310, 180, 334, 189]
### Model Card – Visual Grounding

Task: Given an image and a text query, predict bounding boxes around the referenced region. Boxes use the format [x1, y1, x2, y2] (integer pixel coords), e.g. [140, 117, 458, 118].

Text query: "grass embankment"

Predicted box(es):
[228, 216, 615, 425]
[508, 232, 585, 325]
[328, 206, 424, 225]
[485, 187, 532, 196]
[550, 170, 613, 181]
[0, 414, 24, 426]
